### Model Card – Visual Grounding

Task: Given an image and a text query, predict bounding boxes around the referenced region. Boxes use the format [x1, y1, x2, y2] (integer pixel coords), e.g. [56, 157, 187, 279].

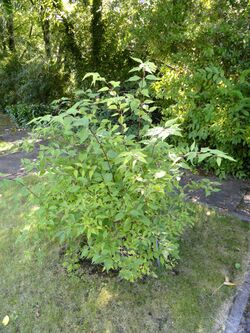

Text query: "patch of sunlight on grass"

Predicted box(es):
[0, 141, 14, 152]
[97, 288, 115, 309]
[0, 140, 21, 155]
[0, 178, 249, 333]
[0, 136, 28, 156]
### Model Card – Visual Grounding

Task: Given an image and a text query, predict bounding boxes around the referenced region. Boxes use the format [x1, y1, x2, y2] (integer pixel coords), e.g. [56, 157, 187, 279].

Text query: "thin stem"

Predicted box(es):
[88, 127, 115, 197]
[15, 179, 40, 199]
[89, 127, 114, 181]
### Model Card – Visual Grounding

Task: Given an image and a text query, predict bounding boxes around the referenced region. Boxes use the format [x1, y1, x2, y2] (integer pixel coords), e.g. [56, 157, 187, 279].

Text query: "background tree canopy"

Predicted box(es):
[0, 0, 249, 177]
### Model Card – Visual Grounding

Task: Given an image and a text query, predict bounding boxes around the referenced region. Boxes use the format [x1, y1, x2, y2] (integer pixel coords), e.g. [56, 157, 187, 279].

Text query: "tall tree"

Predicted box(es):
[2, 0, 15, 52]
[0, 15, 7, 53]
[91, 0, 103, 70]
[40, 1, 51, 58]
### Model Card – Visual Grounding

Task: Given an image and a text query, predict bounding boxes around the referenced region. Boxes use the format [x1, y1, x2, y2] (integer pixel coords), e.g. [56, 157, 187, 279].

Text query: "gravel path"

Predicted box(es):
[238, 301, 250, 333]
[0, 113, 38, 179]
[181, 173, 250, 223]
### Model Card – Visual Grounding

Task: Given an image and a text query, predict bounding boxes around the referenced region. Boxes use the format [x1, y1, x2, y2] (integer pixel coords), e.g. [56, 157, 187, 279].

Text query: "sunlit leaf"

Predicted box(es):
[131, 57, 142, 63]
[127, 75, 141, 82]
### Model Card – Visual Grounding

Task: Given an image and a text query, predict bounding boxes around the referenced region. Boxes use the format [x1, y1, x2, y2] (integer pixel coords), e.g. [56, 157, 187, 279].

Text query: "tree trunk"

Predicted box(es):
[2, 0, 15, 52]
[91, 0, 103, 70]
[0, 16, 7, 52]
[62, 16, 82, 61]
[42, 18, 51, 58]
[40, 3, 51, 58]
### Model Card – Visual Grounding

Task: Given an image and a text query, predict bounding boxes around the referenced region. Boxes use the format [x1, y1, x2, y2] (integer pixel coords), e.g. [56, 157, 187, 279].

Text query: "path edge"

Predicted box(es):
[224, 263, 250, 333]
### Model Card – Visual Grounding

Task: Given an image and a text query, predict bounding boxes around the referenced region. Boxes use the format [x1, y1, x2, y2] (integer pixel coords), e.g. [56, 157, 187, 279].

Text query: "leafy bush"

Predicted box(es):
[5, 103, 52, 127]
[0, 56, 69, 108]
[0, 56, 22, 108]
[22, 61, 233, 281]
[155, 66, 250, 178]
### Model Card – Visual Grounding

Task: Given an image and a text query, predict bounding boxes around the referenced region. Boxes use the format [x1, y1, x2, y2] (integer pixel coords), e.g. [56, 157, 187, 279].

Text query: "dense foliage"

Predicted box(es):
[0, 0, 248, 280]
[21, 63, 233, 281]
[6, 103, 52, 126]
[155, 66, 250, 177]
[0, 0, 249, 176]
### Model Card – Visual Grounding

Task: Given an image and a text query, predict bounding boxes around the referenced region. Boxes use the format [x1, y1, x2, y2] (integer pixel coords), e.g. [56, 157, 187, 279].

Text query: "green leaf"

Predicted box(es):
[154, 171, 166, 179]
[73, 117, 89, 127]
[115, 212, 125, 221]
[103, 173, 113, 182]
[140, 61, 157, 73]
[146, 74, 159, 81]
[98, 86, 109, 92]
[89, 166, 97, 179]
[190, 141, 196, 151]
[198, 153, 211, 163]
[108, 104, 117, 110]
[129, 66, 141, 73]
[104, 259, 114, 271]
[131, 57, 143, 64]
[141, 89, 150, 97]
[164, 118, 179, 127]
[127, 75, 141, 82]
[216, 157, 222, 167]
[109, 81, 120, 88]
[82, 72, 106, 86]
[147, 126, 182, 140]
[148, 106, 158, 112]
[77, 129, 89, 143]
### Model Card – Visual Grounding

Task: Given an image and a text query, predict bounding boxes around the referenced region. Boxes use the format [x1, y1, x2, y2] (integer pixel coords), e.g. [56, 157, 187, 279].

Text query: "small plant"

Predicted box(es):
[22, 61, 233, 281]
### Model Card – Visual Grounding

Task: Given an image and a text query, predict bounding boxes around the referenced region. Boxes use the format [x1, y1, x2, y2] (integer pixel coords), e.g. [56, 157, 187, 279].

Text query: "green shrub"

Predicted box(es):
[22, 61, 232, 281]
[0, 56, 69, 108]
[0, 56, 22, 108]
[5, 103, 53, 127]
[155, 65, 250, 178]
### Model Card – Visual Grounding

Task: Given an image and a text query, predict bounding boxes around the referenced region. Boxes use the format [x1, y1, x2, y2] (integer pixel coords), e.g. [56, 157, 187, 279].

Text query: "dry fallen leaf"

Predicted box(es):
[224, 276, 236, 286]
[212, 276, 237, 295]
[2, 315, 10, 326]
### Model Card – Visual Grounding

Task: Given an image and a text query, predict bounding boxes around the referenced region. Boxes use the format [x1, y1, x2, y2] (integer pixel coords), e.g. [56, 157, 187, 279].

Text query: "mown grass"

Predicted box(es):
[0, 179, 249, 333]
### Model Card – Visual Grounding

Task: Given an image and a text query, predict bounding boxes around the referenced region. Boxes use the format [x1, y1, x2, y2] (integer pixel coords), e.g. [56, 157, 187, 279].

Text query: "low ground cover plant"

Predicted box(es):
[22, 61, 234, 281]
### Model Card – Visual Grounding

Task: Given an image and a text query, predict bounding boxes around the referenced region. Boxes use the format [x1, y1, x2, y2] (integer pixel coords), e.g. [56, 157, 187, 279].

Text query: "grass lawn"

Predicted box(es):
[0, 179, 249, 333]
